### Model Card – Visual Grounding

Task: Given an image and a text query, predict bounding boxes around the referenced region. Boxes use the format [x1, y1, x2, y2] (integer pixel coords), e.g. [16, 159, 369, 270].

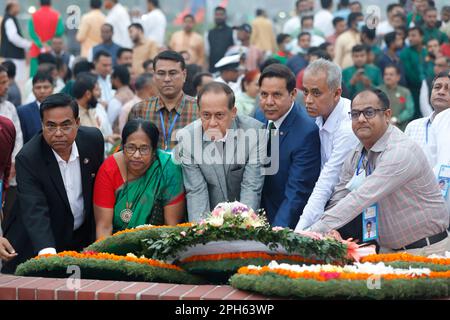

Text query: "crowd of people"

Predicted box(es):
[0, 0, 450, 273]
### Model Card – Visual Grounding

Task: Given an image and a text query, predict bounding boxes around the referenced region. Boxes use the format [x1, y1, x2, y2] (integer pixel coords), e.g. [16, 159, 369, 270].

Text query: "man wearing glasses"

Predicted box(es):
[308, 88, 449, 256]
[176, 82, 265, 222]
[129, 50, 199, 151]
[1, 93, 104, 273]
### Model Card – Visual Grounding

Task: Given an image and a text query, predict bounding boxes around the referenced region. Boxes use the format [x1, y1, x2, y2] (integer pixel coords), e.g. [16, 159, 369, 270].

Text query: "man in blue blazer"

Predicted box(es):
[17, 72, 54, 144]
[259, 64, 321, 229]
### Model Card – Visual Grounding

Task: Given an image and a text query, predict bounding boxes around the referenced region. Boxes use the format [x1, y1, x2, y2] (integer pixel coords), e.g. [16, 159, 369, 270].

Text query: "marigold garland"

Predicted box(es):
[361, 253, 450, 266]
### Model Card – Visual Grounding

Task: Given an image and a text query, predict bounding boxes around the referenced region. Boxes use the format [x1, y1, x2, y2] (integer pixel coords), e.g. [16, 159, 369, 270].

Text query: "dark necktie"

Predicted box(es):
[267, 122, 276, 157]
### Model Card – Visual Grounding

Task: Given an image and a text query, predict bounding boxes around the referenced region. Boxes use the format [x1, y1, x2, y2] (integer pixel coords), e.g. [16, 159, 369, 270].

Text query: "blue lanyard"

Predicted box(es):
[425, 120, 431, 144]
[160, 111, 179, 150]
[356, 151, 372, 176]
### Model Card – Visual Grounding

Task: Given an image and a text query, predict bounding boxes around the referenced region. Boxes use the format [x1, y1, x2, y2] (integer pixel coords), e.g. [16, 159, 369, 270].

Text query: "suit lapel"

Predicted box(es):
[224, 119, 238, 177]
[42, 139, 71, 213]
[278, 105, 298, 147]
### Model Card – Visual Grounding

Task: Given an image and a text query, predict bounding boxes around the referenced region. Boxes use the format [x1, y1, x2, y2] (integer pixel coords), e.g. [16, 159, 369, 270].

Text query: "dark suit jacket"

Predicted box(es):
[1, 126, 104, 273]
[262, 103, 321, 229]
[17, 101, 41, 144]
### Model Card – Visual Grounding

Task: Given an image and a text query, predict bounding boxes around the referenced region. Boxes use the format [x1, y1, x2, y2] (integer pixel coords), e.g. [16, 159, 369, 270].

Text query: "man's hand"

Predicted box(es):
[361, 75, 372, 87]
[0, 237, 17, 261]
[326, 230, 343, 241]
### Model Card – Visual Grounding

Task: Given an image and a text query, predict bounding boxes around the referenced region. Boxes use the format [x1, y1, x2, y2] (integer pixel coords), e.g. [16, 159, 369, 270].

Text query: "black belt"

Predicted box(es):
[393, 230, 448, 251]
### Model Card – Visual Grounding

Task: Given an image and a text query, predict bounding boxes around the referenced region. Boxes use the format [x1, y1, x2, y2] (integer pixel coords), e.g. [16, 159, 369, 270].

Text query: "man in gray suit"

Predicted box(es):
[175, 82, 265, 222]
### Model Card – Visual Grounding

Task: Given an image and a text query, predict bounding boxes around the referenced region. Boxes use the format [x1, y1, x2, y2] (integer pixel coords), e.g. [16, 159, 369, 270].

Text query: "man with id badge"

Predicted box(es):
[128, 50, 199, 152]
[309, 89, 450, 256]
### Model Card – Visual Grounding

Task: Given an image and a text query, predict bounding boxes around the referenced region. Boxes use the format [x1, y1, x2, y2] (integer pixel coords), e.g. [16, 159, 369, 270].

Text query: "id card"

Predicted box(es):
[438, 165, 450, 199]
[362, 204, 378, 242]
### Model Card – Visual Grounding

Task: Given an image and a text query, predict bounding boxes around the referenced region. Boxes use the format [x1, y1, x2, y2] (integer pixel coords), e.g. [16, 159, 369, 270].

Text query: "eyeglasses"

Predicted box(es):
[44, 123, 76, 134]
[123, 144, 151, 156]
[154, 70, 182, 80]
[200, 112, 227, 121]
[348, 107, 387, 121]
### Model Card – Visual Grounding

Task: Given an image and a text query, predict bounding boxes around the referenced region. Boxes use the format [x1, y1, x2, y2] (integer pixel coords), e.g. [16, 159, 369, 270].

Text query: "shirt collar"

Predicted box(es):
[270, 102, 295, 129]
[52, 142, 79, 164]
[156, 93, 185, 114]
[316, 97, 345, 133]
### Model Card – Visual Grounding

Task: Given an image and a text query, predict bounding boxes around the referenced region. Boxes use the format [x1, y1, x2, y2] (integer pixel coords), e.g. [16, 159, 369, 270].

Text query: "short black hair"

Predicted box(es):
[384, 31, 398, 48]
[298, 31, 311, 40]
[197, 81, 235, 110]
[143, 59, 154, 70]
[424, 7, 437, 15]
[215, 6, 226, 13]
[309, 48, 332, 61]
[73, 59, 95, 77]
[366, 221, 372, 226]
[352, 44, 366, 54]
[1, 60, 16, 78]
[384, 63, 401, 75]
[352, 88, 391, 110]
[320, 0, 333, 9]
[347, 12, 363, 28]
[40, 93, 79, 120]
[72, 72, 98, 99]
[122, 119, 159, 151]
[153, 50, 186, 71]
[256, 9, 265, 16]
[112, 64, 130, 86]
[276, 33, 290, 45]
[102, 23, 114, 33]
[128, 23, 144, 32]
[40, 0, 51, 6]
[332, 16, 345, 27]
[259, 59, 281, 73]
[117, 47, 133, 59]
[147, 0, 159, 7]
[90, 0, 102, 9]
[93, 50, 112, 62]
[37, 63, 56, 75]
[192, 72, 213, 90]
[183, 14, 195, 21]
[301, 15, 314, 26]
[361, 26, 376, 40]
[38, 53, 56, 65]
[259, 63, 296, 93]
[32, 71, 54, 86]
[387, 3, 402, 13]
[408, 26, 424, 36]
[135, 73, 153, 91]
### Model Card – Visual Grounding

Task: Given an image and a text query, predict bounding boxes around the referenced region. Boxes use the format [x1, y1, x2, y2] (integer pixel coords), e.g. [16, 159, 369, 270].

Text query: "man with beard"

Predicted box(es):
[207, 6, 234, 73]
[73, 72, 118, 152]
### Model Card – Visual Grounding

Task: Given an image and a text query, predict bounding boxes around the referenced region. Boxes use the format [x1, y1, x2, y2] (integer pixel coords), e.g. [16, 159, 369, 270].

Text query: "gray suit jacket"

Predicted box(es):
[176, 115, 265, 222]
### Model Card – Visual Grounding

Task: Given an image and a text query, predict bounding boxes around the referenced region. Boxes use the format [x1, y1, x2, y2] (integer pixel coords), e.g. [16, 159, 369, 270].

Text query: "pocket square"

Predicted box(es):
[83, 158, 90, 164]
[91, 173, 96, 178]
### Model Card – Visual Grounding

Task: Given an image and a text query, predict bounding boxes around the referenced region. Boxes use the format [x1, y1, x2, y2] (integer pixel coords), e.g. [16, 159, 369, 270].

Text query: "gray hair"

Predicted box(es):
[304, 58, 342, 91]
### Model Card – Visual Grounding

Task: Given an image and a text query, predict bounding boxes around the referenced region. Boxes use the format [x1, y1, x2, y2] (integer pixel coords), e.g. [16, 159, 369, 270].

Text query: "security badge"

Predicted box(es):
[438, 165, 450, 199]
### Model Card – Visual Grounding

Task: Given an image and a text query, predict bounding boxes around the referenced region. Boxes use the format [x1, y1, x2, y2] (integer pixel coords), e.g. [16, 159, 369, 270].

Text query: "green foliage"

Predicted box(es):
[142, 224, 349, 264]
[229, 273, 450, 299]
[15, 255, 205, 284]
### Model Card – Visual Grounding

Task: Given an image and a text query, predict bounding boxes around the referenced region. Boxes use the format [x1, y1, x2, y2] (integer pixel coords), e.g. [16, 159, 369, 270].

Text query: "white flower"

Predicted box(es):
[180, 231, 187, 237]
[126, 253, 138, 258]
[207, 215, 224, 227]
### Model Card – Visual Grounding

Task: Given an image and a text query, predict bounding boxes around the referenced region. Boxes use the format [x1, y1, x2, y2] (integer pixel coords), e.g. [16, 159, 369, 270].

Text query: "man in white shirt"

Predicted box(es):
[376, 4, 405, 38]
[1, 93, 104, 274]
[314, 0, 335, 38]
[141, 0, 167, 47]
[0, 1, 32, 85]
[93, 50, 115, 105]
[283, 0, 314, 38]
[104, 0, 132, 49]
[405, 70, 450, 167]
[295, 59, 359, 231]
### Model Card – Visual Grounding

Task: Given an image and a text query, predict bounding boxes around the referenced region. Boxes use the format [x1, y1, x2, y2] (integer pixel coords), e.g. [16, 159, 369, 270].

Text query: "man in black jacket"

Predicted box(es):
[207, 6, 234, 73]
[1, 93, 104, 274]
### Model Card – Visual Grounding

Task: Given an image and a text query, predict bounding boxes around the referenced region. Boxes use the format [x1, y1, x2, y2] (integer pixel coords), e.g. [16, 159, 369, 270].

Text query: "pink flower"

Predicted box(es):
[272, 226, 285, 232]
[319, 271, 341, 280]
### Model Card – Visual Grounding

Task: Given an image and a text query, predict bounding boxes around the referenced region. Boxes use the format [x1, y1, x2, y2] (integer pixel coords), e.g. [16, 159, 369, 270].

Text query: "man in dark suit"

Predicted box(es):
[17, 72, 55, 144]
[1, 93, 104, 274]
[259, 64, 321, 229]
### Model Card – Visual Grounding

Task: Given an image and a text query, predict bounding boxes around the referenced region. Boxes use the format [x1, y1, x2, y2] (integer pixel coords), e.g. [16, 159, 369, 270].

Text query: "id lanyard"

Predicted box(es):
[356, 151, 372, 176]
[425, 120, 431, 144]
[160, 111, 179, 151]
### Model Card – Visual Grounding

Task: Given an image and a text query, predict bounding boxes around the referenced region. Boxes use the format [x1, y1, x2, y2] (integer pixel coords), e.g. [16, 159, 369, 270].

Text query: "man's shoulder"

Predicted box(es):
[17, 101, 37, 114]
[290, 105, 318, 132]
[235, 114, 264, 130]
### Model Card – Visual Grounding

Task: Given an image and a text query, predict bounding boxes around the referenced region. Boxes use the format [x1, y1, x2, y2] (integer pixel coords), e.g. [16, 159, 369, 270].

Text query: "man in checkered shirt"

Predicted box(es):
[309, 88, 449, 256]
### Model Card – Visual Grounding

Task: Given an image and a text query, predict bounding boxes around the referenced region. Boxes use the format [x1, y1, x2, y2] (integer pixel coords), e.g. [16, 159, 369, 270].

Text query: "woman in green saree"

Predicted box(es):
[93, 119, 186, 239]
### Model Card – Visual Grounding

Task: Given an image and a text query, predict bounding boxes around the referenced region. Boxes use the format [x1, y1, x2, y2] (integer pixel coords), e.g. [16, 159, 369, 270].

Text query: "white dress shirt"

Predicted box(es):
[141, 8, 167, 46]
[404, 112, 437, 167]
[106, 3, 132, 48]
[98, 75, 115, 103]
[52, 142, 84, 230]
[4, 18, 32, 50]
[313, 9, 334, 37]
[295, 97, 358, 231]
[268, 102, 295, 131]
[39, 143, 84, 256]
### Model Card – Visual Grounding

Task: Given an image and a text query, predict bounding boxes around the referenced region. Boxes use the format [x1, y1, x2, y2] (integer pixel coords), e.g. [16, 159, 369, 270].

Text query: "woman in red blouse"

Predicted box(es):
[93, 119, 185, 239]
